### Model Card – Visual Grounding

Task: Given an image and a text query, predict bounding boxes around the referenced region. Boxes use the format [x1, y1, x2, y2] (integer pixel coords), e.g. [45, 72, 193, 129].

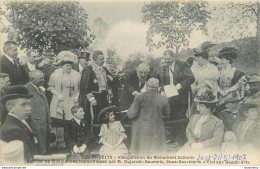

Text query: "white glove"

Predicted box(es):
[73, 145, 80, 153]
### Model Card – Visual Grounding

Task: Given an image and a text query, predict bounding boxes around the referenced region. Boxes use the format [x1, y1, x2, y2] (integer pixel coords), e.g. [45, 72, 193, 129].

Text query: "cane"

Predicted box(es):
[90, 104, 94, 137]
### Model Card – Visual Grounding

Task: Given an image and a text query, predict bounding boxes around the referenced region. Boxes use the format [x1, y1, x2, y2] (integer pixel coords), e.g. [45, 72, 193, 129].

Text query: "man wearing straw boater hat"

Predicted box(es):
[0, 85, 38, 162]
[127, 78, 170, 155]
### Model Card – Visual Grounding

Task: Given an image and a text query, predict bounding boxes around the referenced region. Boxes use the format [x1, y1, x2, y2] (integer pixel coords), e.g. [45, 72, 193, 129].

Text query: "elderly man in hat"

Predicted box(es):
[127, 78, 170, 155]
[73, 51, 90, 74]
[0, 85, 38, 162]
[215, 98, 243, 131]
[25, 70, 51, 155]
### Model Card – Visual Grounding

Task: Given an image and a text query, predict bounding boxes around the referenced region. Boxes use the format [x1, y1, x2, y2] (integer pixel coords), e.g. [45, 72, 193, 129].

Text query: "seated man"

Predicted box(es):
[215, 98, 243, 131]
[0, 85, 38, 162]
[64, 106, 91, 159]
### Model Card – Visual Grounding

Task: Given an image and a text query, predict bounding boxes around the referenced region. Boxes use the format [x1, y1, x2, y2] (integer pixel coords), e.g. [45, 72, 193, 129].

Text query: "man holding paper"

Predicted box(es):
[158, 49, 195, 120]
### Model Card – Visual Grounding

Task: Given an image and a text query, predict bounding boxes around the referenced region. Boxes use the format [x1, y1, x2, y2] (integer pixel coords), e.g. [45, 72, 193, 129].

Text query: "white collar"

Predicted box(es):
[8, 112, 21, 120]
[30, 82, 39, 92]
[74, 117, 81, 125]
[4, 53, 15, 64]
[170, 61, 175, 70]
[79, 63, 84, 73]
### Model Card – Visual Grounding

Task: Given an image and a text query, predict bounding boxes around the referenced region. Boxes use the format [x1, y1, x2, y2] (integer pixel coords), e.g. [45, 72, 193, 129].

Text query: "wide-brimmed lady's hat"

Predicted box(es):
[1, 85, 33, 105]
[57, 51, 77, 65]
[194, 89, 218, 103]
[218, 47, 238, 60]
[98, 105, 120, 123]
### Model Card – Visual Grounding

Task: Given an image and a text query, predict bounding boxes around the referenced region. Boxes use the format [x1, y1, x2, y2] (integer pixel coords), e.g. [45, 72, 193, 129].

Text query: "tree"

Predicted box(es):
[141, 1, 210, 53]
[1, 1, 93, 53]
[210, 1, 260, 70]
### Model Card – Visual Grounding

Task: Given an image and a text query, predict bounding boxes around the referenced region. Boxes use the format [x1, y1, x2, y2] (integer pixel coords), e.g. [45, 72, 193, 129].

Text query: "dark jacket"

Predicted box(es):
[64, 118, 91, 150]
[157, 60, 195, 119]
[72, 63, 80, 72]
[0, 55, 28, 85]
[119, 70, 150, 111]
[79, 65, 112, 123]
[0, 115, 38, 162]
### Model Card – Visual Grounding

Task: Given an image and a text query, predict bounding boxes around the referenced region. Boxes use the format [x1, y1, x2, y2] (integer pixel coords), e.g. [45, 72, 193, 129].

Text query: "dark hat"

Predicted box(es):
[194, 51, 209, 59]
[194, 89, 218, 103]
[79, 51, 90, 60]
[224, 98, 241, 104]
[98, 105, 120, 123]
[218, 47, 238, 59]
[59, 61, 74, 66]
[1, 85, 33, 104]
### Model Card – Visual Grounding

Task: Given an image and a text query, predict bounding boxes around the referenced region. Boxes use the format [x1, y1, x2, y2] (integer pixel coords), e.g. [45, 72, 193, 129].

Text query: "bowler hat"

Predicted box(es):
[1, 85, 33, 104]
[79, 52, 90, 60]
[218, 47, 238, 60]
[98, 105, 120, 123]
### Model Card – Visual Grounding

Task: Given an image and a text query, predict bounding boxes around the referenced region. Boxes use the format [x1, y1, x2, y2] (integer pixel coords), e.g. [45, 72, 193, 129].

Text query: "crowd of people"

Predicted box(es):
[0, 40, 260, 162]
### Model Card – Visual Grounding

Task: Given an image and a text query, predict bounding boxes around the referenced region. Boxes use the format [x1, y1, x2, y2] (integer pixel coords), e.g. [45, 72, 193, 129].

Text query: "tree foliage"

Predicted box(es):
[141, 1, 210, 53]
[1, 1, 93, 53]
[210, 2, 257, 41]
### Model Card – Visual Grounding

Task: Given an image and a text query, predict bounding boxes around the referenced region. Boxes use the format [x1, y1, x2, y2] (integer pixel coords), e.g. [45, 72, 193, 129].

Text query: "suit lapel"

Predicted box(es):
[173, 62, 179, 85]
[7, 115, 32, 133]
[28, 83, 44, 97]
[191, 114, 202, 134]
[164, 66, 170, 85]
[202, 114, 214, 125]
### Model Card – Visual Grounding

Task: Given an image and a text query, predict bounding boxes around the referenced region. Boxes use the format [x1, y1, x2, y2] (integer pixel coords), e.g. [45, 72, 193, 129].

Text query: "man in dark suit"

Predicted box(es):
[72, 51, 90, 74]
[22, 49, 39, 80]
[0, 85, 38, 162]
[37, 50, 58, 105]
[25, 70, 51, 155]
[79, 50, 113, 124]
[158, 49, 195, 120]
[120, 63, 150, 112]
[0, 73, 11, 126]
[158, 50, 195, 146]
[0, 41, 28, 85]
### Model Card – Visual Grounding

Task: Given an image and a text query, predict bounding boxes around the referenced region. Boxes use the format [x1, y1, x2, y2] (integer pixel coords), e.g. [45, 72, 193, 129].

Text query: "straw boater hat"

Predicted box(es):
[218, 47, 238, 60]
[1, 85, 33, 105]
[57, 51, 77, 65]
[194, 89, 218, 103]
[98, 105, 120, 123]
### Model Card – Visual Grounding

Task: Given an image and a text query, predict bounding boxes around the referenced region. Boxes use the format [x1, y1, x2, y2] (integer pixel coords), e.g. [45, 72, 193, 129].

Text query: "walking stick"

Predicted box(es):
[90, 104, 94, 137]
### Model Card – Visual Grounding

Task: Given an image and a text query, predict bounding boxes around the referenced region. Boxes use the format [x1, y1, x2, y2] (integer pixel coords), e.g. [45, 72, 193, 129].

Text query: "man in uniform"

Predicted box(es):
[79, 50, 113, 124]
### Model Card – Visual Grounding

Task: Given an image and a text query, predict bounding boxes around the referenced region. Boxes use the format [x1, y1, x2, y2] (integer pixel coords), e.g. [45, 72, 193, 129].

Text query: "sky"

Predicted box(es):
[0, 0, 257, 60]
[80, 1, 209, 60]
